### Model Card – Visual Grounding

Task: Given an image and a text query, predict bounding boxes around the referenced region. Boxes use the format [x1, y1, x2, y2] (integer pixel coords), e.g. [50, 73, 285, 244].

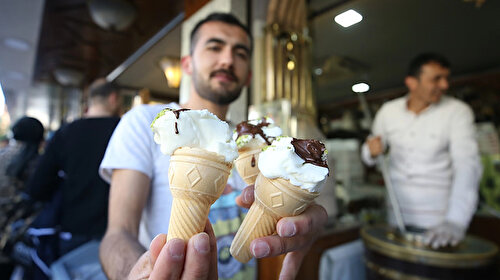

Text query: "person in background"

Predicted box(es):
[99, 12, 327, 280]
[26, 78, 121, 258]
[0, 116, 44, 279]
[0, 116, 44, 199]
[361, 53, 482, 248]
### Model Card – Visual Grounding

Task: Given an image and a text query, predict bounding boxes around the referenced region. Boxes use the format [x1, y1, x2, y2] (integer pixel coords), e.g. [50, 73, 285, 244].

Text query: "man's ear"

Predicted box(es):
[405, 76, 418, 91]
[107, 92, 117, 105]
[181, 55, 192, 75]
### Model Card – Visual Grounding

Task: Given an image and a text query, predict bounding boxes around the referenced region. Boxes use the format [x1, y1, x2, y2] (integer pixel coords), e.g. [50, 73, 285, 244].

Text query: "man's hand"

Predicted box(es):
[367, 136, 383, 158]
[236, 185, 328, 280]
[423, 221, 466, 249]
[128, 221, 218, 280]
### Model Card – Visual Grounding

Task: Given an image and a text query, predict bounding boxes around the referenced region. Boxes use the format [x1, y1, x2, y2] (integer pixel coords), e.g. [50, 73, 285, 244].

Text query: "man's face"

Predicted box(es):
[408, 62, 450, 105]
[185, 21, 251, 105]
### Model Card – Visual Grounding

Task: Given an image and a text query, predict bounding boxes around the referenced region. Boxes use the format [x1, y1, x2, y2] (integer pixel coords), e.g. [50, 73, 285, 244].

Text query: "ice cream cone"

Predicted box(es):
[230, 173, 319, 263]
[167, 147, 232, 242]
[234, 146, 265, 185]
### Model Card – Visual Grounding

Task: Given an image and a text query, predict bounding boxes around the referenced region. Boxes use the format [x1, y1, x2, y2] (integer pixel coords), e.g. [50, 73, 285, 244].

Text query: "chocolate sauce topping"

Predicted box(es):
[235, 118, 273, 145]
[172, 109, 190, 134]
[173, 108, 190, 119]
[291, 138, 328, 169]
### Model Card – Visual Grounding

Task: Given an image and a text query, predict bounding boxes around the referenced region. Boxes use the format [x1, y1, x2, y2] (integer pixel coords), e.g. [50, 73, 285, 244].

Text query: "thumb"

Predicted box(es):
[150, 234, 167, 265]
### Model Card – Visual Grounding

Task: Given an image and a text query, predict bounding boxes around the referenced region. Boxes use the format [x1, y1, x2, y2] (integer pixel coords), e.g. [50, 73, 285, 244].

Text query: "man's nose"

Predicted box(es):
[439, 78, 449, 90]
[218, 47, 234, 68]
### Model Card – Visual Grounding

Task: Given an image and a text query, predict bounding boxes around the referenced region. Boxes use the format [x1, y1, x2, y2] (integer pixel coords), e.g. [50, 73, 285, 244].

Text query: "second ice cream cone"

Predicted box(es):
[230, 173, 319, 263]
[234, 146, 264, 185]
[167, 147, 232, 242]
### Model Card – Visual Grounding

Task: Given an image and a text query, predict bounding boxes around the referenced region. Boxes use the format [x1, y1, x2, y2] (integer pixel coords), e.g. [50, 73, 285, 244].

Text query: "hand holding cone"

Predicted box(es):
[230, 137, 329, 263]
[230, 173, 319, 262]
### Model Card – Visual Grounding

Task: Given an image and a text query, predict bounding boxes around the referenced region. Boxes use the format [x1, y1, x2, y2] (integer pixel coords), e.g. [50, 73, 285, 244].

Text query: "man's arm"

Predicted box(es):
[446, 104, 483, 228]
[99, 169, 151, 280]
[361, 105, 387, 166]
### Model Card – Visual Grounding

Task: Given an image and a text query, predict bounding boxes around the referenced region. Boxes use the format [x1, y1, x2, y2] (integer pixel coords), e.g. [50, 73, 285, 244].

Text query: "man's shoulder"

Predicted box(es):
[379, 96, 406, 113]
[441, 96, 469, 109]
[123, 103, 179, 121]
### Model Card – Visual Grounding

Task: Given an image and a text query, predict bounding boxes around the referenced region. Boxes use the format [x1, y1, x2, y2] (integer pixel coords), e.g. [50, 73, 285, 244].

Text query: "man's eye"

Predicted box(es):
[236, 52, 248, 60]
[208, 46, 221, 51]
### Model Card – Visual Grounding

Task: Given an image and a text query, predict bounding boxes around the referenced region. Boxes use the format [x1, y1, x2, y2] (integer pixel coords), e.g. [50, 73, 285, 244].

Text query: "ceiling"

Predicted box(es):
[309, 0, 500, 109]
[1, 0, 500, 117]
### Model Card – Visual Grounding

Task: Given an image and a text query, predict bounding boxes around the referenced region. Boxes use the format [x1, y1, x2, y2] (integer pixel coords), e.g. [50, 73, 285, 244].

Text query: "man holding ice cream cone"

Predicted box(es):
[99, 12, 327, 280]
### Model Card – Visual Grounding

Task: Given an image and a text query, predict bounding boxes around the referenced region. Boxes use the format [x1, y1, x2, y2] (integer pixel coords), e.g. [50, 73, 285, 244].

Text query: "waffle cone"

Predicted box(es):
[234, 146, 265, 185]
[167, 147, 232, 242]
[230, 173, 319, 263]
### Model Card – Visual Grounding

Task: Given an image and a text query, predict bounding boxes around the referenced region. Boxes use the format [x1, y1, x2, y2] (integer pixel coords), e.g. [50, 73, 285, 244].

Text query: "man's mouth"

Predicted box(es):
[210, 70, 237, 83]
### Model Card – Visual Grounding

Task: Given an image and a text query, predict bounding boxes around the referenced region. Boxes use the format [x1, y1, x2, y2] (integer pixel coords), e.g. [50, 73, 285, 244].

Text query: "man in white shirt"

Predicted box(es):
[361, 53, 482, 249]
[99, 13, 327, 279]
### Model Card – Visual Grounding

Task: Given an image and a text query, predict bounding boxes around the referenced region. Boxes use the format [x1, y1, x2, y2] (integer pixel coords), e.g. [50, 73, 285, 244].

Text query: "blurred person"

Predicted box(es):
[361, 53, 482, 248]
[25, 79, 121, 266]
[99, 12, 327, 280]
[0, 116, 43, 279]
[0, 116, 44, 199]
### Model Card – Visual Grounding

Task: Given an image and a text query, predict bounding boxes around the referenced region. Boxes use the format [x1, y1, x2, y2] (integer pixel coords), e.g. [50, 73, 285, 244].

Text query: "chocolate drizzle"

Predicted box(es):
[236, 118, 273, 145]
[291, 138, 329, 170]
[172, 108, 190, 135]
[251, 155, 256, 167]
[173, 108, 190, 118]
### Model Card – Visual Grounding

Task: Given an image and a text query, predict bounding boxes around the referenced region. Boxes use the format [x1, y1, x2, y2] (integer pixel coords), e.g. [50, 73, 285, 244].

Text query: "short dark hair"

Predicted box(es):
[189, 12, 253, 54]
[88, 78, 119, 100]
[407, 53, 450, 77]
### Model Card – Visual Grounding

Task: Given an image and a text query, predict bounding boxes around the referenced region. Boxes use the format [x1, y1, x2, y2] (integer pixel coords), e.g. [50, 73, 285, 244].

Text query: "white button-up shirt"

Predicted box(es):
[361, 95, 482, 228]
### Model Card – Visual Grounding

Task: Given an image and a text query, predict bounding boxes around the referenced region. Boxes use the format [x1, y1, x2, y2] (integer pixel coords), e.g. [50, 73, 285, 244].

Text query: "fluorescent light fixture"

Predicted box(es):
[0, 82, 5, 116]
[352, 82, 370, 93]
[3, 37, 31, 51]
[334, 9, 363, 28]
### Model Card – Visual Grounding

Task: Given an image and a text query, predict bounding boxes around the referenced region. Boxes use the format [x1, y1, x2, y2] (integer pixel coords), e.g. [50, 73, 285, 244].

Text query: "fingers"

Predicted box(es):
[250, 204, 327, 258]
[149, 234, 167, 266]
[181, 233, 212, 280]
[279, 250, 307, 280]
[235, 184, 254, 208]
[277, 204, 327, 238]
[149, 238, 186, 280]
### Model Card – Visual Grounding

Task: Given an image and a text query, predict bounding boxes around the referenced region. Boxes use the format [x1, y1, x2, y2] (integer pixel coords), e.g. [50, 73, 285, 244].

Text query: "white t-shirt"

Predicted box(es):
[361, 96, 482, 228]
[100, 103, 247, 248]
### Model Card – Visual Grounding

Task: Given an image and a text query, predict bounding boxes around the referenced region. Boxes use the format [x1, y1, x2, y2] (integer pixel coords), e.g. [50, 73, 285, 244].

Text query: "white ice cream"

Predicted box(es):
[233, 117, 282, 149]
[258, 137, 328, 192]
[151, 108, 238, 162]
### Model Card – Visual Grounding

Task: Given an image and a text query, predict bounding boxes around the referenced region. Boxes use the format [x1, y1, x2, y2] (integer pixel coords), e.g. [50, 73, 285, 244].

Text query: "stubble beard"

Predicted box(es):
[192, 70, 243, 106]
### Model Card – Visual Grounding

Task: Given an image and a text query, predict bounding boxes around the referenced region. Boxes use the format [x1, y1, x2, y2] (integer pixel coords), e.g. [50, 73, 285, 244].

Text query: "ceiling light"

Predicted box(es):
[88, 0, 137, 31]
[3, 38, 31, 51]
[53, 68, 84, 86]
[334, 9, 363, 28]
[159, 57, 181, 88]
[352, 82, 370, 93]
